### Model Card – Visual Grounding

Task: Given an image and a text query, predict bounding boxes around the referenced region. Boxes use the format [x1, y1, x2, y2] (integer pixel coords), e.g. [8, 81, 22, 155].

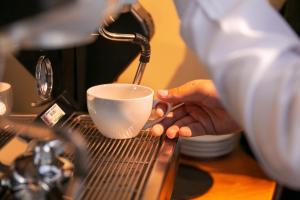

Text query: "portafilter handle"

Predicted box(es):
[0, 117, 87, 200]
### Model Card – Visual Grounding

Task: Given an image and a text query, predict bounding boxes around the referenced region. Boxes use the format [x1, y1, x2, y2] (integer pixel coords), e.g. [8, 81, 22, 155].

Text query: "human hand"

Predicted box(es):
[150, 80, 241, 139]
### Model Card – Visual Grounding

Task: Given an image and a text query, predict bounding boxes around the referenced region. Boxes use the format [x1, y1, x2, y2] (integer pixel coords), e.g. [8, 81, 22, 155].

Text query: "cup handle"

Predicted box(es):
[143, 99, 172, 130]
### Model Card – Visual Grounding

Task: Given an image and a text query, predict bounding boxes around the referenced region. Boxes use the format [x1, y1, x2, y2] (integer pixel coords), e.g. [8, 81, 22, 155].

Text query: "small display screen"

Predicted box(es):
[41, 103, 66, 127]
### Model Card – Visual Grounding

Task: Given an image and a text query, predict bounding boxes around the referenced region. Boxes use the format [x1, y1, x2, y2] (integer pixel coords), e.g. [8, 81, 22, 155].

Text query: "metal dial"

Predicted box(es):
[36, 56, 53, 100]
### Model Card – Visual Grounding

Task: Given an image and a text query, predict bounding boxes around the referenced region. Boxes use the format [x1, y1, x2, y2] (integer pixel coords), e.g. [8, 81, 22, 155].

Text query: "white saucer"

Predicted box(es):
[180, 145, 236, 158]
[180, 137, 235, 148]
[180, 141, 236, 153]
[181, 133, 237, 143]
[179, 133, 240, 158]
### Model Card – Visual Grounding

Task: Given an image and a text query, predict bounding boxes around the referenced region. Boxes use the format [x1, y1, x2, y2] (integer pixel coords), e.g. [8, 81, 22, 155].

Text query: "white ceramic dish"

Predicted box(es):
[0, 82, 12, 116]
[180, 141, 236, 152]
[87, 83, 172, 139]
[179, 134, 240, 158]
[180, 145, 236, 158]
[180, 137, 236, 147]
[181, 133, 237, 143]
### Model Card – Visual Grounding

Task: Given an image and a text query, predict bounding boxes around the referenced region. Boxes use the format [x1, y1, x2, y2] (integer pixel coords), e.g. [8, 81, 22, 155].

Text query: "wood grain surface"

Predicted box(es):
[179, 147, 276, 200]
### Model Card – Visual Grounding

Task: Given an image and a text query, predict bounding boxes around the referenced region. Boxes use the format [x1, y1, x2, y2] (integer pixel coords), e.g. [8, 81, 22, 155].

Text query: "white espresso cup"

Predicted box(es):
[0, 82, 13, 116]
[87, 83, 172, 139]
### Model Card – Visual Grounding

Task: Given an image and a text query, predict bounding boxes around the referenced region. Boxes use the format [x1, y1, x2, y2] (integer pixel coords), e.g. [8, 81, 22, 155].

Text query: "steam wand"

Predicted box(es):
[97, 26, 150, 85]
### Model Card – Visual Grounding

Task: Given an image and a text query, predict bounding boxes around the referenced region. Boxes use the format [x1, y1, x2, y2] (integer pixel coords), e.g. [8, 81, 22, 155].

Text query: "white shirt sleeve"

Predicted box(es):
[174, 0, 300, 189]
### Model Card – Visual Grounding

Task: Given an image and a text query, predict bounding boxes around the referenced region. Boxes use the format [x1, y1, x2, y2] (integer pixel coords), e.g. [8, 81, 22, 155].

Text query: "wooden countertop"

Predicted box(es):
[179, 146, 276, 200]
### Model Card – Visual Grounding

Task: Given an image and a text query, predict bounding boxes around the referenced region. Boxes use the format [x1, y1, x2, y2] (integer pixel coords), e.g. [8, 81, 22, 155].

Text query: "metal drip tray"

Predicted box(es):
[1, 114, 179, 200]
[65, 114, 166, 200]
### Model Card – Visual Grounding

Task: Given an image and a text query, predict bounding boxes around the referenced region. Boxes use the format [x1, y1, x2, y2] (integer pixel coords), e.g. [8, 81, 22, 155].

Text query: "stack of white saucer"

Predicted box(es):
[179, 133, 240, 158]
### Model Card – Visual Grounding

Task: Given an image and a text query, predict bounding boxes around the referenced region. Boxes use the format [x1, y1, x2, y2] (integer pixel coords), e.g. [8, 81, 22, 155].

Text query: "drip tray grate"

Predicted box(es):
[0, 114, 36, 149]
[0, 128, 15, 149]
[63, 114, 162, 200]
[0, 114, 177, 200]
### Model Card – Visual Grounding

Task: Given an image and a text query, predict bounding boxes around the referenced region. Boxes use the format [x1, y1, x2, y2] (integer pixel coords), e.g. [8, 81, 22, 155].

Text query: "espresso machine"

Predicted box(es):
[0, 0, 179, 199]
[16, 2, 153, 111]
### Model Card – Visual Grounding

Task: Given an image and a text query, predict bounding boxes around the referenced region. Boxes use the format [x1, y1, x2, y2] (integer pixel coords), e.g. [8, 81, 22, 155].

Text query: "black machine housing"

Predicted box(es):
[15, 3, 154, 111]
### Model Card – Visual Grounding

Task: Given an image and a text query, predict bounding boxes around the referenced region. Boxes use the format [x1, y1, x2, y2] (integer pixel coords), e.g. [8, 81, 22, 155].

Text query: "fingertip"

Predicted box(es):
[157, 89, 169, 99]
[166, 131, 175, 139]
[156, 107, 164, 117]
[150, 124, 164, 136]
[179, 126, 192, 137]
[166, 126, 179, 139]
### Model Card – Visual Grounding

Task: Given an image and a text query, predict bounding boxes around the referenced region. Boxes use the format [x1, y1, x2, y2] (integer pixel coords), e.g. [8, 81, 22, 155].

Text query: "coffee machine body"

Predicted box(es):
[0, 2, 180, 200]
[16, 3, 154, 111]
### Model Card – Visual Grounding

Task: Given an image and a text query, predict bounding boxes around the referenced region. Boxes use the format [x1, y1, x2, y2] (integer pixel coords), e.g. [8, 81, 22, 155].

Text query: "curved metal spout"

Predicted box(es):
[98, 27, 136, 42]
[98, 26, 150, 85]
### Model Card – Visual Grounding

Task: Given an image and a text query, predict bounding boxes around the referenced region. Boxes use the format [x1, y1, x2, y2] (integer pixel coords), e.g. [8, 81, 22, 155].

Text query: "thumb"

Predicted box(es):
[157, 89, 197, 104]
[157, 80, 217, 104]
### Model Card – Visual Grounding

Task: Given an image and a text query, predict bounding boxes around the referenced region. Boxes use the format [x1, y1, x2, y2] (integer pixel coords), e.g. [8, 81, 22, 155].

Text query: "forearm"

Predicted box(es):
[174, 0, 300, 188]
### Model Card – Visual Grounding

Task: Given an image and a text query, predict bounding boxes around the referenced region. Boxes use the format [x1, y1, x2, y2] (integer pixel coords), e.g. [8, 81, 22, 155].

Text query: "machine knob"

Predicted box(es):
[32, 56, 54, 107]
